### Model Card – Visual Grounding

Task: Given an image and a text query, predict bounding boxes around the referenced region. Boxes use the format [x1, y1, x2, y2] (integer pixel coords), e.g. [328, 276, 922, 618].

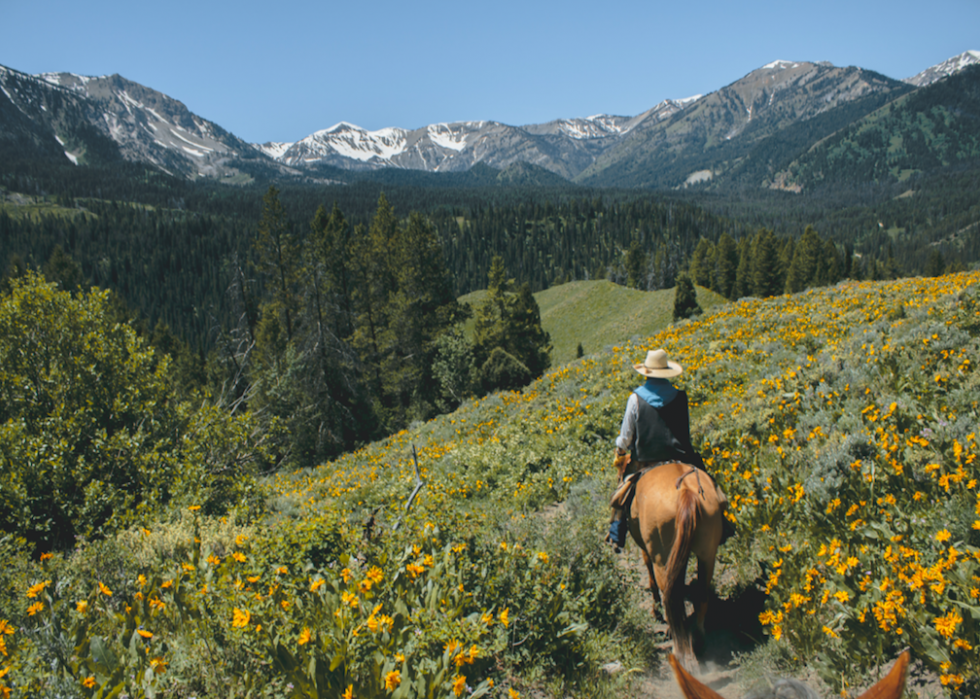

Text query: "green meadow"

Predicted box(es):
[3, 272, 979, 697]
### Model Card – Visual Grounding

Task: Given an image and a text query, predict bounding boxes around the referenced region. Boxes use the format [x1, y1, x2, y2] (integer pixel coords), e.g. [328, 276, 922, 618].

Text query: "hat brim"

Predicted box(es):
[633, 361, 683, 378]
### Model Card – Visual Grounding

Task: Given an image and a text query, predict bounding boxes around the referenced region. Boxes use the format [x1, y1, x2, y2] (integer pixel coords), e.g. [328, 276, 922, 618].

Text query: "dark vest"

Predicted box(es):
[633, 390, 697, 465]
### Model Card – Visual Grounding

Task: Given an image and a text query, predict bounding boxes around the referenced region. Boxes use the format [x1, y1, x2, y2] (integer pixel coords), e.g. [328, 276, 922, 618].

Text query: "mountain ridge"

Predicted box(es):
[1, 51, 978, 191]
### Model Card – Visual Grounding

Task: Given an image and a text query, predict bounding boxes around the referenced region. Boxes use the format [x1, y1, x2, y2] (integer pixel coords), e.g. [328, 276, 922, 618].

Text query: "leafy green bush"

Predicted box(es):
[0, 274, 272, 552]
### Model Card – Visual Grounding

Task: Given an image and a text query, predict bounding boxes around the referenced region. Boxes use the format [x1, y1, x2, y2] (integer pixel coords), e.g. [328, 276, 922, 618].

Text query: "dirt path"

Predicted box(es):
[613, 545, 763, 699]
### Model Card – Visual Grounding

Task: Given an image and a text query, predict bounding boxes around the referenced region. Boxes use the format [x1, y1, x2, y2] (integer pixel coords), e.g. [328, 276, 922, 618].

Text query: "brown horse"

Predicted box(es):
[669, 650, 910, 699]
[620, 459, 723, 673]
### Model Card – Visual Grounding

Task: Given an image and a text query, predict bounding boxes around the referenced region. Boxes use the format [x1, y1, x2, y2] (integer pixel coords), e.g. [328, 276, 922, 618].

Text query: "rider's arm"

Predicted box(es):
[615, 394, 638, 454]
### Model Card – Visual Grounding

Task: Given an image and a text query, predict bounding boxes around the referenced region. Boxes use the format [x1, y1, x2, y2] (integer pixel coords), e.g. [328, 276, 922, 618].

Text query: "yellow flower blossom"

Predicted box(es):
[934, 610, 962, 639]
[232, 607, 251, 628]
[384, 669, 401, 691]
[26, 580, 51, 598]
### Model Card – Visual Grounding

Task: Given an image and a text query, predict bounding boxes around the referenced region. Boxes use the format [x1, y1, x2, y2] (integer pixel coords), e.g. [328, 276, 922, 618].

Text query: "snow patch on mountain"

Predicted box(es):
[256, 142, 293, 159]
[53, 134, 79, 165]
[37, 71, 99, 93]
[763, 60, 800, 70]
[427, 123, 469, 151]
[905, 50, 980, 87]
[308, 123, 409, 162]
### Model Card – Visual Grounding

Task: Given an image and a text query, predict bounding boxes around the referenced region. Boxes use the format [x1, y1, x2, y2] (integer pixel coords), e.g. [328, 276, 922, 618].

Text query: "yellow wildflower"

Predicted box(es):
[934, 610, 962, 639]
[26, 580, 50, 598]
[232, 607, 251, 628]
[384, 669, 401, 691]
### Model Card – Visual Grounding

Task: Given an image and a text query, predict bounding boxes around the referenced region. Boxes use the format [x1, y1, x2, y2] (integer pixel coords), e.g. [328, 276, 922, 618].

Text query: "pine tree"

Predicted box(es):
[473, 257, 550, 392]
[351, 195, 399, 409]
[688, 238, 715, 289]
[785, 226, 822, 293]
[508, 282, 551, 377]
[310, 202, 355, 340]
[925, 249, 945, 277]
[385, 211, 462, 420]
[673, 272, 702, 320]
[253, 185, 299, 342]
[751, 229, 784, 298]
[625, 240, 647, 289]
[820, 239, 842, 286]
[733, 237, 753, 299]
[713, 233, 738, 299]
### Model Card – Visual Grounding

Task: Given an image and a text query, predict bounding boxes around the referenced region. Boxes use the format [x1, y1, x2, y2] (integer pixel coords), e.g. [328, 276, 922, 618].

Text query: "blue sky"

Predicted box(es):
[2, 0, 977, 144]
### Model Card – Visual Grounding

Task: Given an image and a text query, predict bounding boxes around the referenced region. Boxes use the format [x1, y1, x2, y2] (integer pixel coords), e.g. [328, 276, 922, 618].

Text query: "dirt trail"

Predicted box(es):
[613, 545, 763, 699]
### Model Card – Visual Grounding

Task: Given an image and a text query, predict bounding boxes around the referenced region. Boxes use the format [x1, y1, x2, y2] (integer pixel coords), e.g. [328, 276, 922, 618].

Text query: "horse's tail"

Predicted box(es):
[663, 486, 699, 658]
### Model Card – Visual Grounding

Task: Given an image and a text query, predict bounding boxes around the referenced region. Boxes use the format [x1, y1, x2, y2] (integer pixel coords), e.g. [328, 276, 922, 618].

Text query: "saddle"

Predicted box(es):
[610, 462, 707, 510]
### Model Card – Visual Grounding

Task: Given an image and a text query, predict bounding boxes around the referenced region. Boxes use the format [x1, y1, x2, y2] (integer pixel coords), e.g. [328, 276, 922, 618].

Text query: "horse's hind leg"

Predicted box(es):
[640, 549, 664, 621]
[693, 555, 715, 636]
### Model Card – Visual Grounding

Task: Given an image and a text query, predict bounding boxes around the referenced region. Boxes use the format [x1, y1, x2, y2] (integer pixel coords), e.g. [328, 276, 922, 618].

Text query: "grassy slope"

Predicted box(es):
[289, 271, 980, 691]
[9, 273, 980, 697]
[460, 280, 727, 365]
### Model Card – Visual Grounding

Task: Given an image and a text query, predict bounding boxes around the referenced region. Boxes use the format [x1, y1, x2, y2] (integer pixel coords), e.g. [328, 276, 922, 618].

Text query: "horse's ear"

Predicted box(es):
[668, 654, 725, 699]
[854, 651, 909, 699]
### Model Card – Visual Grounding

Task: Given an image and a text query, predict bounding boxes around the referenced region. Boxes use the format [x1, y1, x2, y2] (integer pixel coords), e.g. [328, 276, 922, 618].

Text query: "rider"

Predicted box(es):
[608, 348, 733, 551]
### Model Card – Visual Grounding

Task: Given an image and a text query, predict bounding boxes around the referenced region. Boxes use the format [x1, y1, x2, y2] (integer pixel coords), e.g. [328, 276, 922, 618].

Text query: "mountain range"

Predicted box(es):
[1, 50, 979, 191]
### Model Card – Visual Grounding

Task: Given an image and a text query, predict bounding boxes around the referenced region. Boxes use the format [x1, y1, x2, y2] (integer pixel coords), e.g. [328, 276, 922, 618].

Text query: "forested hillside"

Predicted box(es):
[780, 65, 980, 188]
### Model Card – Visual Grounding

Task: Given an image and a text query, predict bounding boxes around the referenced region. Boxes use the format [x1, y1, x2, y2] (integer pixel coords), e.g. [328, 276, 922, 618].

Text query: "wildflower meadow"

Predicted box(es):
[2, 271, 979, 697]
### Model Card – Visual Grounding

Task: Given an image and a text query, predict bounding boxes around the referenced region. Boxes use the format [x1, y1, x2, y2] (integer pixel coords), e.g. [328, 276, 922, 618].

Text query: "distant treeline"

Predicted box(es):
[3, 179, 966, 356]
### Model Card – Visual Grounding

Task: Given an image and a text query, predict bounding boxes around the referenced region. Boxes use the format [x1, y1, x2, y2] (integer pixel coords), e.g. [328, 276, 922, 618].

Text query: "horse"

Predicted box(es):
[669, 650, 910, 699]
[615, 454, 723, 674]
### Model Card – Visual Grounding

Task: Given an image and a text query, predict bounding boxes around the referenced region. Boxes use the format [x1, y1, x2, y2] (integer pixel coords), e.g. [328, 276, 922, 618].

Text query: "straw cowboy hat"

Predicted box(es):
[633, 349, 683, 378]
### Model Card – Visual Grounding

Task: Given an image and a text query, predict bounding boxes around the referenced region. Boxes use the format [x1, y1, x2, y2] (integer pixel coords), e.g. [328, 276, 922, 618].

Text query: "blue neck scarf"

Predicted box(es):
[635, 377, 678, 408]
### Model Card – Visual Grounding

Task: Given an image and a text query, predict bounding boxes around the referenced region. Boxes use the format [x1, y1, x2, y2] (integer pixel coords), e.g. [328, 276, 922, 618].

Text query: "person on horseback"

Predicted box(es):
[607, 348, 733, 551]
